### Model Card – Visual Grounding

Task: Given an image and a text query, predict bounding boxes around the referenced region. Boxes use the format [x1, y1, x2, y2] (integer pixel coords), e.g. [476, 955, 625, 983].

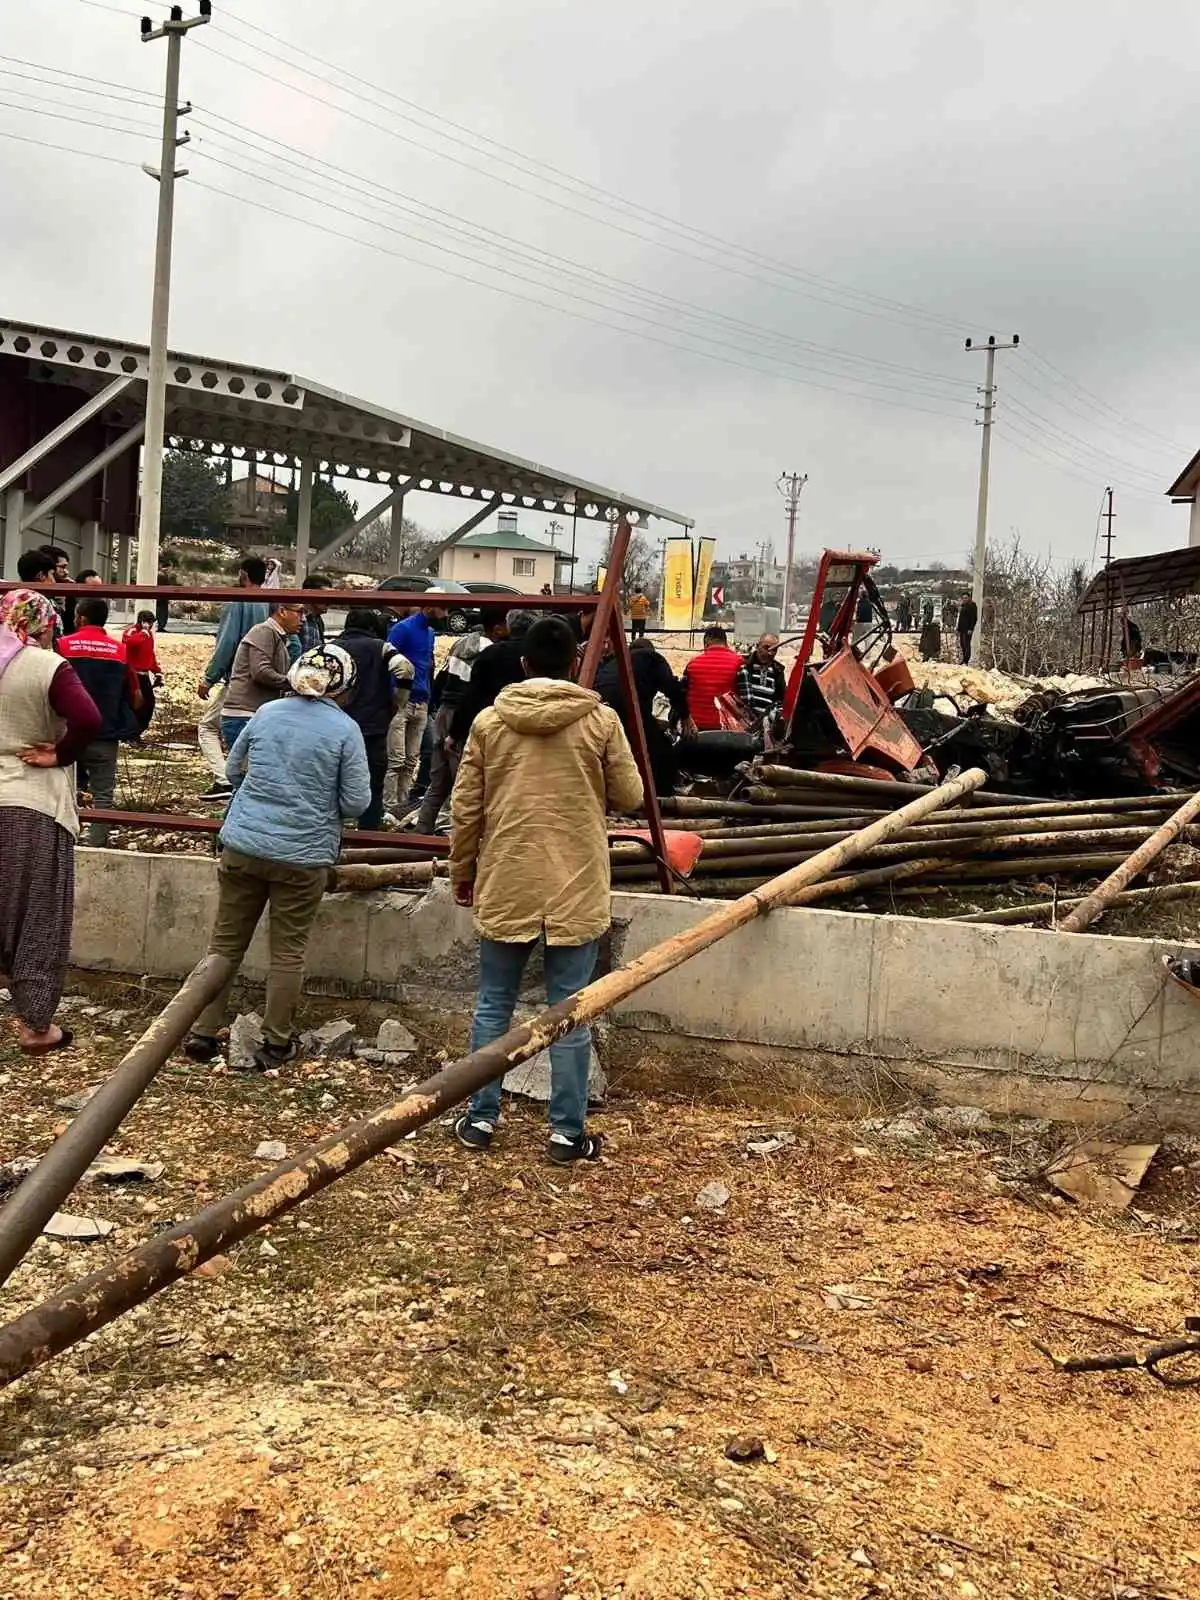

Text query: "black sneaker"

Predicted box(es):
[251, 1037, 300, 1072]
[547, 1132, 604, 1165]
[183, 1032, 222, 1063]
[199, 781, 233, 802]
[455, 1116, 494, 1152]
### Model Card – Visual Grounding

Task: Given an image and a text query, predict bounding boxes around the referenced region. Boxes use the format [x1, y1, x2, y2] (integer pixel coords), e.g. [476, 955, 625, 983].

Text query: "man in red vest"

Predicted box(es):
[57, 596, 141, 845]
[682, 626, 743, 731]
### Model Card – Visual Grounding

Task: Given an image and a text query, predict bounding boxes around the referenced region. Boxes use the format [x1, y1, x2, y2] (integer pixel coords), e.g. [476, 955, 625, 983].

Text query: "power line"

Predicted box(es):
[0, 97, 158, 139]
[188, 116, 973, 400]
[0, 115, 974, 422]
[1001, 392, 1167, 490]
[210, 8, 972, 337]
[194, 32, 974, 338]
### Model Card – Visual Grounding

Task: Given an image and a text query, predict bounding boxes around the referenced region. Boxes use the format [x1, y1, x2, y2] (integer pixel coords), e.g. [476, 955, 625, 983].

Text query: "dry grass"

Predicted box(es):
[1, 978, 1199, 1598]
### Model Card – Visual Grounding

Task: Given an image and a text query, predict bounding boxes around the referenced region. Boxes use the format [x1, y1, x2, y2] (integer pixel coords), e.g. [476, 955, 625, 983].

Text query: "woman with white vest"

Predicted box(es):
[0, 589, 101, 1054]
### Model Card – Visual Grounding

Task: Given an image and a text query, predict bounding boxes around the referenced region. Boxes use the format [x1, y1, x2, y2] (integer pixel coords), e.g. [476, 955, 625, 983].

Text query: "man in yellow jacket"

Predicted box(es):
[449, 615, 643, 1163]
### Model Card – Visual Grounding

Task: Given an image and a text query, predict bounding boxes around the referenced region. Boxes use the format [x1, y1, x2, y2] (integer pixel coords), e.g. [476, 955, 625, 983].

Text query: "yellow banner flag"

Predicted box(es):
[663, 537, 694, 631]
[691, 537, 717, 629]
[595, 564, 608, 593]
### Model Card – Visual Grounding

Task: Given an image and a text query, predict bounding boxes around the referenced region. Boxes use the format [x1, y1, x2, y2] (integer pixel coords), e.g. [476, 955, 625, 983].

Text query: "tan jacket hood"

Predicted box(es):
[492, 678, 601, 736]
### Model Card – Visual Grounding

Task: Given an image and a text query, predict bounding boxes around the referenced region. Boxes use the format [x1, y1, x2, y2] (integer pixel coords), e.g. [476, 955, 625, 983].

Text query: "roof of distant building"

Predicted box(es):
[457, 529, 561, 554]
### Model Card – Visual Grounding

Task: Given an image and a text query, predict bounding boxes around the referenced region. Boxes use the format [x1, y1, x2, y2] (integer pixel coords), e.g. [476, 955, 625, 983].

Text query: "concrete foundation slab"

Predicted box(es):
[72, 850, 1200, 1128]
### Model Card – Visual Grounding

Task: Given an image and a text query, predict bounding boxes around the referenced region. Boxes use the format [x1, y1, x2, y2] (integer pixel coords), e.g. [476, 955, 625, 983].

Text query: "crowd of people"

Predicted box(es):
[0, 551, 800, 1163]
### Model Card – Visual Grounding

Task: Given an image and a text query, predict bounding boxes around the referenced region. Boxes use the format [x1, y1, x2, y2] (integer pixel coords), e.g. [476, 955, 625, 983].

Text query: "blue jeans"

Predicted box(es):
[220, 714, 252, 764]
[468, 937, 600, 1140]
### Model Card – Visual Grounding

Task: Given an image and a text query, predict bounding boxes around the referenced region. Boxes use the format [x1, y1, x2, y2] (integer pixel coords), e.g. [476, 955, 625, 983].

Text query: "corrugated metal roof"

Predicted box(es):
[0, 315, 693, 530]
[1076, 545, 1200, 614]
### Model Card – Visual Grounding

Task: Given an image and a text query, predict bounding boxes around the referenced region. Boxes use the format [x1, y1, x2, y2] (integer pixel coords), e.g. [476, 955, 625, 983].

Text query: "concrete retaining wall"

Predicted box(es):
[73, 848, 1200, 1126]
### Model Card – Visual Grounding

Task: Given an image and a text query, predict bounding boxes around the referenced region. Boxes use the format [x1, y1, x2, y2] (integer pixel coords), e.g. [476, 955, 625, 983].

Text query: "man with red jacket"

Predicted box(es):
[682, 626, 743, 731]
[122, 609, 163, 736]
[57, 596, 140, 845]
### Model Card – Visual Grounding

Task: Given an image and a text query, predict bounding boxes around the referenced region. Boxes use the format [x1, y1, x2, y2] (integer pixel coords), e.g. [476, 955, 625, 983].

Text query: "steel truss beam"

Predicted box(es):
[0, 376, 134, 496]
[20, 420, 146, 531]
[0, 321, 304, 412]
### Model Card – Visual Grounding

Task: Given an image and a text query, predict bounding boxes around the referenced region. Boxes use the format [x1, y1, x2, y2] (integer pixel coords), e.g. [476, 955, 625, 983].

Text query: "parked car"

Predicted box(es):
[374, 574, 476, 633]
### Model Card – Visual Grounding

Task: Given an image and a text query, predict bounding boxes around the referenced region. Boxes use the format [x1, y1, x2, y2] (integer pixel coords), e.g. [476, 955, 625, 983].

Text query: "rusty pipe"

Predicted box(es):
[747, 767, 1048, 806]
[1057, 788, 1200, 933]
[951, 878, 1200, 925]
[0, 767, 988, 1387]
[0, 955, 233, 1290]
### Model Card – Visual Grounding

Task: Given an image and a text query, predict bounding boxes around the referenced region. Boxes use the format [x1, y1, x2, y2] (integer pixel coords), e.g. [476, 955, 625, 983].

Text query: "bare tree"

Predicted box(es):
[339, 512, 437, 570]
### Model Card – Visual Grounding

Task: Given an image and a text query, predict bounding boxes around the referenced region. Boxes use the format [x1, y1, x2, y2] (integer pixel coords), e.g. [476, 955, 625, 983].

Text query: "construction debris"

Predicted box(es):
[1045, 1141, 1159, 1210]
[42, 1212, 113, 1241]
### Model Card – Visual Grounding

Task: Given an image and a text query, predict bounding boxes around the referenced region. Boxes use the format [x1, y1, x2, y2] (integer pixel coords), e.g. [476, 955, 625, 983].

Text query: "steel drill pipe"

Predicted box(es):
[327, 861, 441, 892]
[1057, 788, 1200, 933]
[0, 768, 988, 1387]
[620, 855, 961, 900]
[612, 824, 1183, 880]
[660, 797, 889, 822]
[952, 878, 1200, 925]
[0, 955, 233, 1289]
[747, 782, 1044, 809]
[618, 848, 1136, 889]
[748, 766, 1050, 806]
[653, 810, 1176, 854]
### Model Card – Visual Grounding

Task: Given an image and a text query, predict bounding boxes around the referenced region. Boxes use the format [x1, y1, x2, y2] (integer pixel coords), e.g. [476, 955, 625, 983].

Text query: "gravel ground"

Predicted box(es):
[0, 977, 1198, 1598]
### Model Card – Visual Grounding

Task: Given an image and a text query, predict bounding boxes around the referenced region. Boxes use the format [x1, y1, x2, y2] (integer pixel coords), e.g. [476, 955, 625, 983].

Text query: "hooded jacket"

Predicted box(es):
[449, 679, 643, 945]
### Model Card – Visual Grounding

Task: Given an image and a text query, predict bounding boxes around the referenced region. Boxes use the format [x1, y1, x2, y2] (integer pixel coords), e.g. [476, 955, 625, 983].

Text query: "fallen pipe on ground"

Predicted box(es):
[950, 878, 1200, 926]
[0, 955, 233, 1290]
[1057, 788, 1200, 933]
[748, 766, 1051, 806]
[0, 767, 988, 1387]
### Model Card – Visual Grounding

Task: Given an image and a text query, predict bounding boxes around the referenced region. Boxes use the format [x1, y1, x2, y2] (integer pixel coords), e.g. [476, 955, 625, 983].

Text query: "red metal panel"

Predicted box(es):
[810, 646, 924, 773]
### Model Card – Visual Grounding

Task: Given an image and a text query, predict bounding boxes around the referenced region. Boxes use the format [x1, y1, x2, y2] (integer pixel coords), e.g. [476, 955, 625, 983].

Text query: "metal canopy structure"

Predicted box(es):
[1076, 546, 1200, 615]
[0, 315, 693, 531]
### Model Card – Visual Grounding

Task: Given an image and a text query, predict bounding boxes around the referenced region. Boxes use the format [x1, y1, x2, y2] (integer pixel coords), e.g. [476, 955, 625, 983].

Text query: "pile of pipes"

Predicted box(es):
[613, 764, 1200, 903]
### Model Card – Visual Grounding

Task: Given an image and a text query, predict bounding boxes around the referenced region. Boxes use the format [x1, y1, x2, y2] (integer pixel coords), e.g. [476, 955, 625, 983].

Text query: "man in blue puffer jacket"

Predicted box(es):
[185, 645, 371, 1071]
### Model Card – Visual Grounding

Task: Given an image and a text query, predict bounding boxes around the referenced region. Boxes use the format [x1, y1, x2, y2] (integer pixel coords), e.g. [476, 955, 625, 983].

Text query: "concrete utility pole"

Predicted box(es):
[1102, 485, 1115, 567]
[964, 334, 1019, 661]
[777, 470, 807, 624]
[135, 2, 212, 587]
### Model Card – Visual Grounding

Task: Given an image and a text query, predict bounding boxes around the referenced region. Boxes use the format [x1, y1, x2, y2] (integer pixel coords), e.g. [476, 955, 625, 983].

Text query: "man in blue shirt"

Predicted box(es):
[383, 597, 446, 817]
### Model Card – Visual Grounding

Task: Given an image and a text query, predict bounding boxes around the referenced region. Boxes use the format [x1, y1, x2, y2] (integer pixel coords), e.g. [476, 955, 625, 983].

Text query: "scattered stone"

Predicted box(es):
[0, 987, 10, 1003]
[82, 1155, 164, 1185]
[502, 1044, 607, 1106]
[354, 1048, 385, 1064]
[717, 1496, 746, 1514]
[868, 1115, 925, 1145]
[695, 1180, 731, 1212]
[724, 1434, 766, 1463]
[306, 1020, 357, 1058]
[259, 1241, 279, 1259]
[254, 1140, 288, 1162]
[55, 1086, 101, 1113]
[905, 1353, 934, 1373]
[746, 1131, 796, 1158]
[545, 1251, 569, 1268]
[927, 1104, 993, 1134]
[190, 1254, 232, 1279]
[0, 1157, 38, 1194]
[822, 1283, 874, 1311]
[101, 1009, 132, 1027]
[318, 1093, 337, 1111]
[607, 1370, 629, 1395]
[376, 1019, 417, 1055]
[43, 1212, 113, 1241]
[849, 1547, 874, 1568]
[228, 1012, 264, 1073]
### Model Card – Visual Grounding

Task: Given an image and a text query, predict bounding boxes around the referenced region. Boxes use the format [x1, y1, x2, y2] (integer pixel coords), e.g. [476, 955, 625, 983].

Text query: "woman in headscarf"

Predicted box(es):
[0, 589, 101, 1053]
[184, 644, 372, 1071]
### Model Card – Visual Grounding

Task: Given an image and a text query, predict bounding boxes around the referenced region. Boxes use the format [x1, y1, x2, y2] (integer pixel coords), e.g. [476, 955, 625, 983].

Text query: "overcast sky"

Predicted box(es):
[2, 0, 1198, 575]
